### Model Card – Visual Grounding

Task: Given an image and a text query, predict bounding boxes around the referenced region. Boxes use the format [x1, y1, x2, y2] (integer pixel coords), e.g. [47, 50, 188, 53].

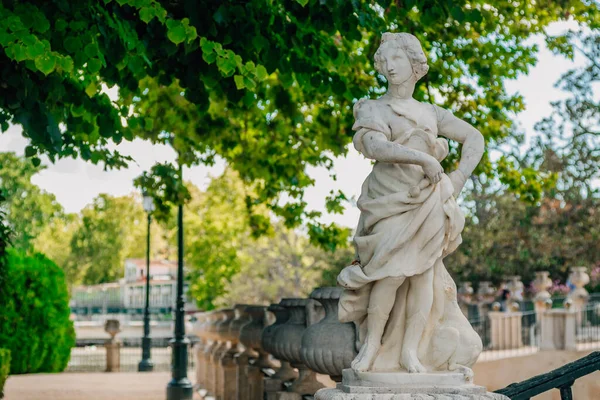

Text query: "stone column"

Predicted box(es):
[204, 310, 226, 397]
[104, 319, 121, 372]
[219, 305, 251, 400]
[239, 305, 274, 400]
[489, 311, 523, 350]
[191, 312, 209, 390]
[213, 309, 235, 400]
[262, 304, 298, 400]
[540, 309, 577, 351]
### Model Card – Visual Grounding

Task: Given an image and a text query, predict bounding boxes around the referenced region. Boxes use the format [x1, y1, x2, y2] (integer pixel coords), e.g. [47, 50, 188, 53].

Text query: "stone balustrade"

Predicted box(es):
[189, 282, 595, 399]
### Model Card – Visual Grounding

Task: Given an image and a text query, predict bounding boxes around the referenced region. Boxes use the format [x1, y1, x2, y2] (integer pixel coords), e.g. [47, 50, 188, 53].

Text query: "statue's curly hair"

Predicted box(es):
[374, 32, 429, 82]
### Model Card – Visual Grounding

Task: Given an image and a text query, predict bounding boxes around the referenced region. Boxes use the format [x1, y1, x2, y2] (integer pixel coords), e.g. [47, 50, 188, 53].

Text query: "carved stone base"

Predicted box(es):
[314, 369, 509, 400]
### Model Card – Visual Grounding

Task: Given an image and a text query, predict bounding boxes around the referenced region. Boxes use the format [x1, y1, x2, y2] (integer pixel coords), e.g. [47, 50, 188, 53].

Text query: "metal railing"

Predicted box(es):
[495, 351, 600, 399]
[66, 338, 196, 373]
[575, 303, 600, 351]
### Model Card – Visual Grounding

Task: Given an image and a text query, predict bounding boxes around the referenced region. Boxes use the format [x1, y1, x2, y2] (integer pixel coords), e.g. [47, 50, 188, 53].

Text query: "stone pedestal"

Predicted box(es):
[488, 311, 523, 350]
[540, 309, 577, 351]
[247, 363, 265, 400]
[105, 341, 121, 372]
[314, 369, 508, 399]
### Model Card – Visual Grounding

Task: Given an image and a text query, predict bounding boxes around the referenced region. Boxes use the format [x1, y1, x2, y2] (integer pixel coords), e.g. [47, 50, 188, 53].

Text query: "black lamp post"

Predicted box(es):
[166, 164, 193, 400]
[138, 192, 155, 372]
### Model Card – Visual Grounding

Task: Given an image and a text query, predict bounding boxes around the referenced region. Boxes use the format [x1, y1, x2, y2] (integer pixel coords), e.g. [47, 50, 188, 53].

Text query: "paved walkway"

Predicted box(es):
[4, 371, 200, 400]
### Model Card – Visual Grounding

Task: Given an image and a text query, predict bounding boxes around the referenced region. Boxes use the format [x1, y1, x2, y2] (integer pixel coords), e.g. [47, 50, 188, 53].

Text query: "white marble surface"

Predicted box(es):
[337, 32, 485, 377]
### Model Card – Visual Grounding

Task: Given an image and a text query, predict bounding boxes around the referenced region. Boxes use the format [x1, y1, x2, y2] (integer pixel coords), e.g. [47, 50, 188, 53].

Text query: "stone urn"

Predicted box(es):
[239, 305, 274, 368]
[104, 319, 121, 342]
[262, 303, 298, 381]
[477, 281, 496, 304]
[532, 271, 552, 315]
[228, 304, 252, 349]
[300, 287, 357, 382]
[271, 298, 324, 395]
[505, 276, 524, 301]
[457, 282, 474, 304]
[568, 266, 590, 309]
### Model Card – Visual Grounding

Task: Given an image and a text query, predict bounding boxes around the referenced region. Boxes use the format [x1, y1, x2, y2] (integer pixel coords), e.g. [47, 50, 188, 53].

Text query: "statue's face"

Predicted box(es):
[380, 43, 413, 85]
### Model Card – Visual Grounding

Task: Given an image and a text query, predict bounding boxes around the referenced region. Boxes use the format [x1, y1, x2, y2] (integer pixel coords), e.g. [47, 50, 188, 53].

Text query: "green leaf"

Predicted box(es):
[31, 157, 41, 167]
[25, 146, 36, 157]
[144, 117, 154, 130]
[85, 81, 98, 97]
[166, 20, 187, 45]
[11, 44, 28, 62]
[58, 56, 74, 73]
[243, 76, 256, 90]
[139, 7, 155, 23]
[34, 53, 57, 75]
[87, 58, 102, 73]
[84, 42, 99, 58]
[26, 40, 46, 58]
[296, 0, 310, 6]
[234, 75, 245, 89]
[255, 65, 268, 81]
[54, 19, 68, 32]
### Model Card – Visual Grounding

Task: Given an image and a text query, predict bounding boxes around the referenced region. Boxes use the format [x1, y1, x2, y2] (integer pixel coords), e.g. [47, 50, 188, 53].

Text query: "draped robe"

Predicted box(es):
[337, 98, 466, 371]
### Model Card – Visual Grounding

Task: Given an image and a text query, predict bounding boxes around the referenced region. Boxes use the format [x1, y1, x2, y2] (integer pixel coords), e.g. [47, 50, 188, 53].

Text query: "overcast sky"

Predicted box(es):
[0, 22, 587, 228]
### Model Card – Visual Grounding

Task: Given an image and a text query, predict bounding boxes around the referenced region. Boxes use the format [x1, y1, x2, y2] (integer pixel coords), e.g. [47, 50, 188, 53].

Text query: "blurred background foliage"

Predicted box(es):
[0, 1, 599, 308]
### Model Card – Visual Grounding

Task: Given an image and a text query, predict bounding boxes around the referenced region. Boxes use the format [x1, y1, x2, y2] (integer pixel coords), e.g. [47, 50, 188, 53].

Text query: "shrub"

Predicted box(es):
[0, 349, 10, 399]
[0, 250, 75, 374]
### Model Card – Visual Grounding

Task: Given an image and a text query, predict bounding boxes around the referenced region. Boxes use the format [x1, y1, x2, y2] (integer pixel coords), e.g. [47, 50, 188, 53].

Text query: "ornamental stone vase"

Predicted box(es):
[239, 305, 274, 368]
[568, 266, 590, 309]
[532, 271, 553, 317]
[271, 298, 324, 395]
[505, 276, 524, 301]
[300, 287, 357, 382]
[262, 304, 298, 382]
[477, 281, 496, 304]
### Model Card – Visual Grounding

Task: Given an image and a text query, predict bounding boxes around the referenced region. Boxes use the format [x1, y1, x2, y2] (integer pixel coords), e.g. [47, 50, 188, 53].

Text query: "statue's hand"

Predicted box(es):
[422, 157, 443, 184]
[448, 170, 467, 197]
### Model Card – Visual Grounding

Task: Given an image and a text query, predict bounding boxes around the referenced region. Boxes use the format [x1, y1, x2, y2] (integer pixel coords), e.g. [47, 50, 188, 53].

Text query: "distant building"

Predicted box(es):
[70, 258, 196, 319]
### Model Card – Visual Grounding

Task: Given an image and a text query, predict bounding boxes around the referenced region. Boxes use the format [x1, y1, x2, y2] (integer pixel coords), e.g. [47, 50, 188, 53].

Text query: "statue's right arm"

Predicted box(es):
[357, 131, 443, 182]
[358, 130, 433, 166]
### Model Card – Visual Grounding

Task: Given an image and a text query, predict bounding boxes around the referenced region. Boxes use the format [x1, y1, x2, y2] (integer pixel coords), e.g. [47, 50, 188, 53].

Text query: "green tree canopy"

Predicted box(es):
[2, 1, 598, 248]
[0, 152, 63, 251]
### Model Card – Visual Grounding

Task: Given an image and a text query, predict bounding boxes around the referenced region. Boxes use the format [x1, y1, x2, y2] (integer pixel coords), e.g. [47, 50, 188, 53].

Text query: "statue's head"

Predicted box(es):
[374, 32, 428, 85]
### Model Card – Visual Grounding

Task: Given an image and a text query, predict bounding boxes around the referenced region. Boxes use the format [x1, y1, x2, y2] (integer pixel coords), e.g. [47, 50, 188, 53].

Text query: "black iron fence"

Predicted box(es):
[66, 337, 197, 373]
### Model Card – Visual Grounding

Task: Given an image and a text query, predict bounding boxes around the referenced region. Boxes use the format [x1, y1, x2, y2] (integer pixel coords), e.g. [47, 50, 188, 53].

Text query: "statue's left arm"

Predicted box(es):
[435, 106, 485, 196]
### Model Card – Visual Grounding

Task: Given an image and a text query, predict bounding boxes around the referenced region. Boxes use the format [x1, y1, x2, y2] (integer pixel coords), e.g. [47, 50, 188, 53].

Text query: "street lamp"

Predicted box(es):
[166, 163, 193, 400]
[138, 192, 155, 372]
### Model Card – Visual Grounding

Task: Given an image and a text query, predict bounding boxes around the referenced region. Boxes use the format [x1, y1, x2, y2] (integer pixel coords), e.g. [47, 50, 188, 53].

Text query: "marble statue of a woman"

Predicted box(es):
[337, 32, 485, 376]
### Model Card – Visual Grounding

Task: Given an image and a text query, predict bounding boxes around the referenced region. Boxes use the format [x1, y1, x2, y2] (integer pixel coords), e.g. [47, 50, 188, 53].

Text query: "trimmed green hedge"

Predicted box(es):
[0, 349, 10, 399]
[0, 250, 75, 374]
